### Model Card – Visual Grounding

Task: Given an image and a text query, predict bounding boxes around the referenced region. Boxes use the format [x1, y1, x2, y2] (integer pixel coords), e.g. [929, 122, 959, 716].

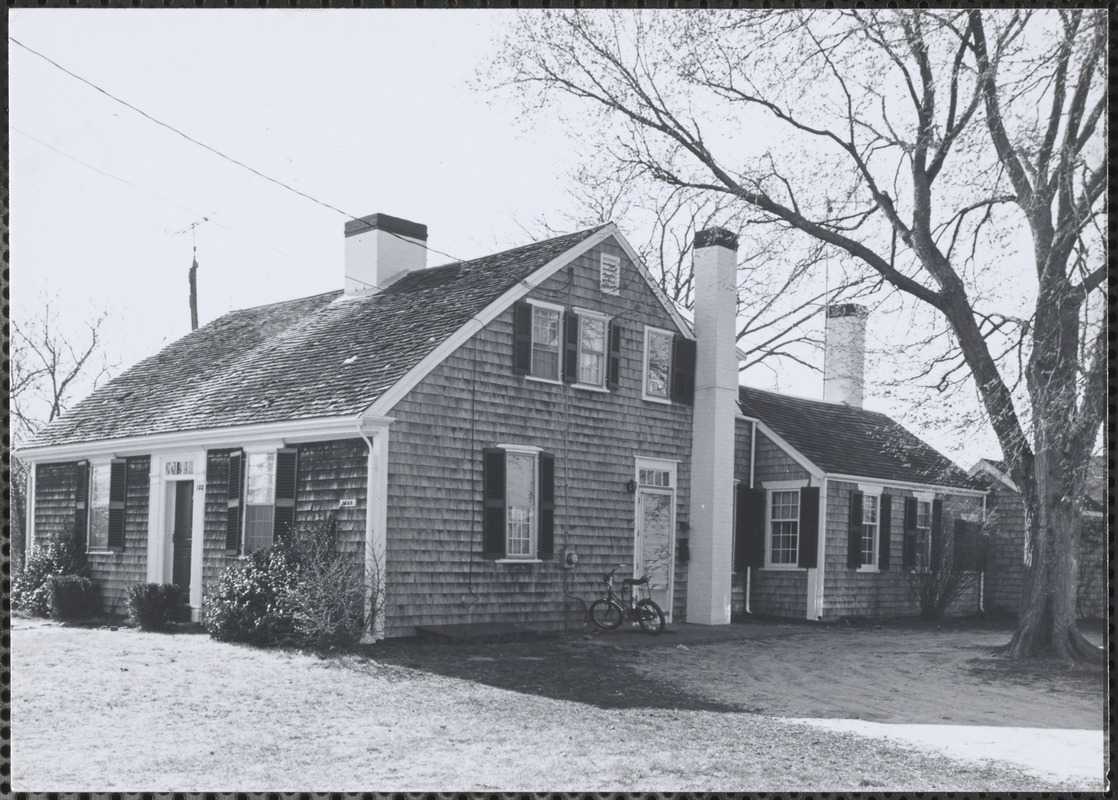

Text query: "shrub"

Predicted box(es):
[127, 583, 188, 631]
[203, 517, 366, 649]
[47, 574, 100, 621]
[12, 521, 90, 617]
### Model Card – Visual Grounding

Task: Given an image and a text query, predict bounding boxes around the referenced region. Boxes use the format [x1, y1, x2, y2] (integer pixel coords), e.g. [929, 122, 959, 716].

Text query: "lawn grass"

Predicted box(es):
[10, 619, 1093, 792]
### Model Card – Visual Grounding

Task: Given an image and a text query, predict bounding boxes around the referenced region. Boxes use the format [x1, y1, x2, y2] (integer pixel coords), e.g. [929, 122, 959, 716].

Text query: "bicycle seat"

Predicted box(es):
[622, 575, 650, 586]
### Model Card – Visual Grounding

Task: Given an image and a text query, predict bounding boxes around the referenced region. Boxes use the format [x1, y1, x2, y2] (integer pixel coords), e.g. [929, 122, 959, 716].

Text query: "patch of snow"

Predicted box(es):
[788, 718, 1105, 788]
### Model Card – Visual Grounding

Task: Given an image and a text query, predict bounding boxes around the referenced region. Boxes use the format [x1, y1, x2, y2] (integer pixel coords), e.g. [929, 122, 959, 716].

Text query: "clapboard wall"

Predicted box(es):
[382, 238, 694, 636]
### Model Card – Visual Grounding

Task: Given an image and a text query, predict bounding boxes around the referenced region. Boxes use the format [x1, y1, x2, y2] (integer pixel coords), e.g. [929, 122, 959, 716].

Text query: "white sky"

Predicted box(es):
[9, 9, 1005, 465]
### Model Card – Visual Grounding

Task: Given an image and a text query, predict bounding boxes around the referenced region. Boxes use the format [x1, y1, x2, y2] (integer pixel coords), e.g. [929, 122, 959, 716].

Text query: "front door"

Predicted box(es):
[172, 481, 194, 592]
[635, 487, 675, 619]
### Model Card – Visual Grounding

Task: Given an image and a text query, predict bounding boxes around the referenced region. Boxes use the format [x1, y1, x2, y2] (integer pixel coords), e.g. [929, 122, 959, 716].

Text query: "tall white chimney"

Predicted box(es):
[686, 227, 739, 627]
[823, 303, 868, 408]
[344, 213, 428, 295]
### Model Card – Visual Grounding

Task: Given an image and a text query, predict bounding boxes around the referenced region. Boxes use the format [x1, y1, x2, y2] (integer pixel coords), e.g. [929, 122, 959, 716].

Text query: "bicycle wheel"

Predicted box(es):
[635, 599, 665, 634]
[588, 599, 623, 630]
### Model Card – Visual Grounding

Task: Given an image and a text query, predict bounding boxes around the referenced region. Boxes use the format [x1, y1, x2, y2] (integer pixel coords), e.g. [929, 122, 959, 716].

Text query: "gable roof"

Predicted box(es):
[738, 386, 982, 491]
[25, 225, 612, 449]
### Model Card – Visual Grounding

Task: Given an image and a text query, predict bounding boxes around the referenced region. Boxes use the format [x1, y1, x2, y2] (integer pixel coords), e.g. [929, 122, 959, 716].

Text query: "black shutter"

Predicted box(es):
[73, 461, 90, 551]
[930, 498, 944, 571]
[107, 458, 127, 550]
[902, 496, 918, 569]
[563, 312, 580, 383]
[482, 449, 506, 559]
[848, 491, 864, 569]
[878, 494, 892, 570]
[512, 302, 532, 375]
[538, 452, 555, 560]
[607, 321, 622, 390]
[735, 486, 766, 571]
[670, 335, 697, 405]
[273, 448, 298, 541]
[797, 486, 820, 568]
[225, 451, 244, 552]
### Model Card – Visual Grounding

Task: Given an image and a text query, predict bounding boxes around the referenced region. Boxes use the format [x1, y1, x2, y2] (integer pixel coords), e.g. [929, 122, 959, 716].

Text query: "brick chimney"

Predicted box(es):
[344, 213, 428, 295]
[686, 227, 739, 626]
[823, 303, 868, 408]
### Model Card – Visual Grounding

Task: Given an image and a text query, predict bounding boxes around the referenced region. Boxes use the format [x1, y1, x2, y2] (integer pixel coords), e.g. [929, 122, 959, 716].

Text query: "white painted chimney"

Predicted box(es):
[823, 303, 868, 408]
[344, 213, 428, 295]
[686, 227, 739, 627]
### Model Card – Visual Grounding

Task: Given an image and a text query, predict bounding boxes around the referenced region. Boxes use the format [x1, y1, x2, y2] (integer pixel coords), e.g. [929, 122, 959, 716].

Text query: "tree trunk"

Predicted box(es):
[1008, 440, 1102, 662]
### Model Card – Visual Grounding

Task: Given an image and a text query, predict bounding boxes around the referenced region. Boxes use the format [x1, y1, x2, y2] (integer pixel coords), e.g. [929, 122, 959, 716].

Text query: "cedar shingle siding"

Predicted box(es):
[383, 240, 692, 636]
[33, 458, 150, 615]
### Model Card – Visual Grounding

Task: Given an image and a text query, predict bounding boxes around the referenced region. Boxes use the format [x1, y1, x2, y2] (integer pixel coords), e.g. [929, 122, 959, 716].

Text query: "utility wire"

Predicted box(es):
[10, 35, 470, 287]
[12, 126, 316, 267]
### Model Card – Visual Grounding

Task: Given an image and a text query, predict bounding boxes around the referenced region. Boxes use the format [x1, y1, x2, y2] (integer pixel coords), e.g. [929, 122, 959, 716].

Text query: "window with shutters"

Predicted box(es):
[600, 253, 621, 295]
[482, 445, 555, 562]
[860, 493, 880, 570]
[235, 449, 298, 554]
[642, 326, 695, 404]
[768, 490, 800, 566]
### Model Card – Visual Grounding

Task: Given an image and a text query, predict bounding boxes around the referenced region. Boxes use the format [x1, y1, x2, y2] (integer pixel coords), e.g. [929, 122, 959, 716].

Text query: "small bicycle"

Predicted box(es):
[588, 564, 666, 635]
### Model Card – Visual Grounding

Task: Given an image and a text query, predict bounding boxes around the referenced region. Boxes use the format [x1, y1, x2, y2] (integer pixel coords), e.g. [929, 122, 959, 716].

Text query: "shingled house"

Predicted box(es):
[18, 216, 991, 635]
[970, 456, 1106, 620]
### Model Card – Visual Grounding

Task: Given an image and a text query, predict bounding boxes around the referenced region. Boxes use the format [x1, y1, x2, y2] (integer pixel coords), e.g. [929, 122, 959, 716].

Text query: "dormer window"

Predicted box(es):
[600, 253, 621, 295]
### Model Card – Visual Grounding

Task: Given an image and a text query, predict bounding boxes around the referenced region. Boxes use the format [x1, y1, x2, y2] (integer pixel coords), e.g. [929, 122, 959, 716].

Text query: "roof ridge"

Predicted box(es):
[424, 223, 612, 272]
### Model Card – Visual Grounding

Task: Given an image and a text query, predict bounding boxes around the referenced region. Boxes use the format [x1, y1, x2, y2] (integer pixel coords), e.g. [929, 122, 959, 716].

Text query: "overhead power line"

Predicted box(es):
[10, 35, 470, 287]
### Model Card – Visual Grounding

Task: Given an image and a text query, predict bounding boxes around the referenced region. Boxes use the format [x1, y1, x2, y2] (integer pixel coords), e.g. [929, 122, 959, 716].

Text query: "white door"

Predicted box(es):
[636, 486, 675, 620]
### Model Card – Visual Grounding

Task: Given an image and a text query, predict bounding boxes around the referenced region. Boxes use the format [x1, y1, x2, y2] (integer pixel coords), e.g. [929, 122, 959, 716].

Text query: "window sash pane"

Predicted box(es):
[245, 453, 276, 505]
[770, 490, 800, 564]
[244, 505, 274, 553]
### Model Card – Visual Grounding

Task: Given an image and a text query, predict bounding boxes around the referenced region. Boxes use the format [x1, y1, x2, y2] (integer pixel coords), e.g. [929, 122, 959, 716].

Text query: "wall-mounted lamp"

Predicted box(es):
[625, 479, 638, 493]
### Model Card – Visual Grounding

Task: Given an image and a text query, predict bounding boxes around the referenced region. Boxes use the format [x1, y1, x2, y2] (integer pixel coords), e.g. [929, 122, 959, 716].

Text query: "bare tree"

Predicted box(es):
[516, 165, 876, 379]
[492, 9, 1106, 661]
[9, 302, 116, 569]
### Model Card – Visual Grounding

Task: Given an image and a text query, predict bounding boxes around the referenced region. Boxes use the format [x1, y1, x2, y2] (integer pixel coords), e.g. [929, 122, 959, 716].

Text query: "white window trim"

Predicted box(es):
[571, 307, 612, 392]
[642, 326, 675, 404]
[86, 455, 116, 555]
[498, 443, 541, 561]
[525, 299, 565, 385]
[600, 252, 621, 295]
[764, 479, 809, 570]
[858, 486, 883, 573]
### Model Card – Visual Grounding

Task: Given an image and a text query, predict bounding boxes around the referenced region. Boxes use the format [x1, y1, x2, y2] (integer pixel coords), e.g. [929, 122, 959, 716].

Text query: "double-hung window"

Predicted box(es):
[572, 309, 610, 389]
[915, 499, 932, 568]
[769, 490, 800, 566]
[860, 494, 879, 568]
[483, 445, 555, 561]
[513, 301, 564, 383]
[86, 459, 127, 552]
[643, 326, 696, 405]
[226, 448, 298, 554]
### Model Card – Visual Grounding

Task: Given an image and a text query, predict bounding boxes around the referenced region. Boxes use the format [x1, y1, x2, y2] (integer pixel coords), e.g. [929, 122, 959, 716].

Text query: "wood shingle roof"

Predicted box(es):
[28, 226, 605, 448]
[738, 385, 982, 490]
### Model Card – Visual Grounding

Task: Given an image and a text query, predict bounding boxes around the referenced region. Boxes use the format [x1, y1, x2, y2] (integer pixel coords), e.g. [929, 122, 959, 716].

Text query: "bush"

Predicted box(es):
[203, 517, 366, 649]
[48, 575, 100, 621]
[127, 583, 188, 631]
[12, 522, 90, 617]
